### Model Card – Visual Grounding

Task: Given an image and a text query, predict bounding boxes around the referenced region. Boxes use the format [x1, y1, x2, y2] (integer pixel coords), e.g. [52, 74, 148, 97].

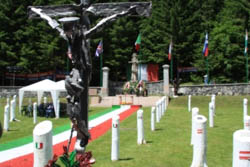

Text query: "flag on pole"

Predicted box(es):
[168, 40, 173, 60]
[135, 33, 141, 52]
[203, 33, 209, 57]
[245, 30, 248, 55]
[95, 40, 103, 57]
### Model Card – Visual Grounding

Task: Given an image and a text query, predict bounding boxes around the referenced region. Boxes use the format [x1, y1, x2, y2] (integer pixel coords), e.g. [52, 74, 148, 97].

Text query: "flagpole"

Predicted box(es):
[245, 29, 249, 83]
[170, 57, 173, 82]
[246, 52, 248, 83]
[100, 51, 103, 86]
[206, 56, 209, 83]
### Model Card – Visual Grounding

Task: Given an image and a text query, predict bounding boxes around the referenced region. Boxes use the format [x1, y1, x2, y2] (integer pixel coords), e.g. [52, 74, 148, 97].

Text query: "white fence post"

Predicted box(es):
[137, 109, 146, 144]
[233, 130, 250, 167]
[151, 107, 156, 131]
[111, 115, 119, 161]
[33, 120, 53, 167]
[209, 102, 214, 128]
[191, 107, 199, 145]
[4, 105, 9, 131]
[190, 115, 208, 167]
[33, 102, 37, 124]
[188, 95, 191, 112]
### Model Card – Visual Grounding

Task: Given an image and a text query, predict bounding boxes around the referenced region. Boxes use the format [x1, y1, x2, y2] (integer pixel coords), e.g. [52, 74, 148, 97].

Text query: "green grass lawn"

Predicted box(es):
[84, 95, 249, 167]
[1, 95, 249, 167]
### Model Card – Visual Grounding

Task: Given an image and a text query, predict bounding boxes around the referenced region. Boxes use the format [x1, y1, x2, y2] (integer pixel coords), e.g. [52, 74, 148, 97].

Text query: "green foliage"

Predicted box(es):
[59, 151, 79, 167]
[0, 0, 250, 83]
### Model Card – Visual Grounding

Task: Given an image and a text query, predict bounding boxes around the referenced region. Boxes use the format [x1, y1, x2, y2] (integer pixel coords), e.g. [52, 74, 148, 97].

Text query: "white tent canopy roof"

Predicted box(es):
[19, 79, 66, 118]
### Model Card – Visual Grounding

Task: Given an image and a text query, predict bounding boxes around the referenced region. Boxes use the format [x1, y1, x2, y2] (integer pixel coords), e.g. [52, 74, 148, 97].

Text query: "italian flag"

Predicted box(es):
[168, 40, 173, 61]
[35, 142, 43, 149]
[135, 33, 141, 52]
[245, 30, 248, 55]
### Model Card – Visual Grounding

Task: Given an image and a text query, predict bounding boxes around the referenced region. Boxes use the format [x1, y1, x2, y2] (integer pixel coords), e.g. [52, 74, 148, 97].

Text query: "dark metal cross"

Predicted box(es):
[28, 0, 151, 155]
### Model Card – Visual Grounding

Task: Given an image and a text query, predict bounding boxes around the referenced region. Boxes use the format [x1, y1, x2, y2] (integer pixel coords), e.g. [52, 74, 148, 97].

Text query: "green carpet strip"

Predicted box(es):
[0, 105, 120, 151]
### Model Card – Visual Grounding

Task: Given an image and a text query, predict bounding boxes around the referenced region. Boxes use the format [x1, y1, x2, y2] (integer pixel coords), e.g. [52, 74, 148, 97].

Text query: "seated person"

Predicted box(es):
[45, 104, 55, 118]
[38, 103, 46, 116]
[27, 104, 33, 117]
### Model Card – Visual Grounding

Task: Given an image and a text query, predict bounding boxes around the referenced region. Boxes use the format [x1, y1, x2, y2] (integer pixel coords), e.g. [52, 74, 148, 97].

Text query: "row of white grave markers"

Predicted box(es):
[232, 98, 249, 167]
[189, 94, 215, 128]
[111, 108, 148, 161]
[3, 95, 18, 131]
[153, 96, 167, 127]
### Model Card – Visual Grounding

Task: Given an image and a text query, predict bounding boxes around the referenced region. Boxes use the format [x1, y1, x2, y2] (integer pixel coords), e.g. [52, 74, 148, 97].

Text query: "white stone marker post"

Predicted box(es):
[163, 65, 170, 96]
[33, 102, 37, 124]
[6, 97, 10, 106]
[10, 100, 15, 122]
[111, 115, 119, 161]
[233, 129, 250, 167]
[209, 102, 214, 128]
[188, 95, 192, 112]
[161, 98, 165, 116]
[164, 96, 167, 112]
[137, 109, 146, 144]
[191, 107, 199, 145]
[190, 115, 208, 167]
[243, 98, 248, 122]
[158, 100, 162, 120]
[151, 107, 156, 131]
[244, 116, 250, 130]
[56, 99, 60, 118]
[4, 105, 9, 131]
[102, 67, 110, 97]
[156, 102, 160, 123]
[211, 95, 216, 116]
[33, 120, 53, 167]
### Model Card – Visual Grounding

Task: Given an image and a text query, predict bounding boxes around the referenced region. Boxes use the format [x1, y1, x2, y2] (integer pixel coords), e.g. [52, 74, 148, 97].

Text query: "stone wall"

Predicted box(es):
[178, 83, 250, 96]
[108, 81, 250, 96]
[0, 83, 249, 97]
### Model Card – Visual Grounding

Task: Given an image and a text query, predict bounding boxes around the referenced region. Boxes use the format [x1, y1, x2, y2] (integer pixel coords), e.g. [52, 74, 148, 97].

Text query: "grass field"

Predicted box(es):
[85, 95, 249, 167]
[0, 95, 249, 166]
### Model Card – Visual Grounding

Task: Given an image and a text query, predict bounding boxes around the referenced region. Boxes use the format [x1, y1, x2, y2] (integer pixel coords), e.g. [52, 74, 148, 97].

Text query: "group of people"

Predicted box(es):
[123, 80, 148, 96]
[23, 102, 55, 118]
[37, 103, 55, 118]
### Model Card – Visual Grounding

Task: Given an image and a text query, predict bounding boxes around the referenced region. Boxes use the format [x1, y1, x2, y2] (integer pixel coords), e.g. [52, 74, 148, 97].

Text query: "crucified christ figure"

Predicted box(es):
[28, 0, 151, 155]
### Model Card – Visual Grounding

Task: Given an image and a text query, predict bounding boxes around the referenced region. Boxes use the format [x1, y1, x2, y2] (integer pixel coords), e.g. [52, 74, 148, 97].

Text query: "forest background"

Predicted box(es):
[0, 0, 249, 86]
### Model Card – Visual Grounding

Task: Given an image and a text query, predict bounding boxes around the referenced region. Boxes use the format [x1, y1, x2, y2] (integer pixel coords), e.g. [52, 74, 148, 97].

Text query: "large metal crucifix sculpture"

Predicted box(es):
[28, 0, 151, 155]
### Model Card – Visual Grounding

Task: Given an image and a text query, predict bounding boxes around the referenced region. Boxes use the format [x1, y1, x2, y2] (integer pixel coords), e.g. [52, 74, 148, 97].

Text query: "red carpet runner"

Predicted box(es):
[0, 105, 140, 167]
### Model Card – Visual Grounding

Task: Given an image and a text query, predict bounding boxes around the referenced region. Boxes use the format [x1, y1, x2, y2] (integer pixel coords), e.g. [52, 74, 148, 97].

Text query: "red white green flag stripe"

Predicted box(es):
[135, 33, 141, 52]
[35, 142, 43, 149]
[168, 40, 173, 61]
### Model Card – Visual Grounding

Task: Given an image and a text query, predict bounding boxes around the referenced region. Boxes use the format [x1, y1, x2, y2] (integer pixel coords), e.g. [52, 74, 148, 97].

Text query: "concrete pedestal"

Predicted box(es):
[33, 120, 53, 167]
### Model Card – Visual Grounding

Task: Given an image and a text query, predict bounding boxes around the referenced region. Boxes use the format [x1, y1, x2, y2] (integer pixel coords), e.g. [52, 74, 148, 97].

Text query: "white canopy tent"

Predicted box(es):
[19, 79, 66, 118]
